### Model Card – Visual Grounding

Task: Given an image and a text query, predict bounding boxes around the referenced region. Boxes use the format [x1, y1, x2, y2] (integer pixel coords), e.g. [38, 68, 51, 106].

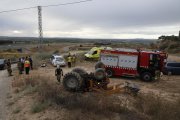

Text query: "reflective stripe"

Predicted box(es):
[24, 60, 30, 67]
[105, 65, 137, 70]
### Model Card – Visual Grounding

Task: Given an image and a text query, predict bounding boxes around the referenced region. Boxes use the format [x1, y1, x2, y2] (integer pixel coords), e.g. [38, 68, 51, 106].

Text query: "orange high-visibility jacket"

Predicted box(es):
[24, 60, 30, 68]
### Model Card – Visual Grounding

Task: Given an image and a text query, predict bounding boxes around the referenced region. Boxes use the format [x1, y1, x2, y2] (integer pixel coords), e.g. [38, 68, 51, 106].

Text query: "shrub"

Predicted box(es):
[32, 52, 51, 69]
[32, 57, 41, 69]
[31, 101, 50, 113]
[13, 107, 21, 114]
[134, 94, 180, 120]
[12, 75, 39, 88]
[35, 78, 130, 116]
[53, 50, 59, 54]
[7, 101, 14, 106]
[24, 85, 38, 94]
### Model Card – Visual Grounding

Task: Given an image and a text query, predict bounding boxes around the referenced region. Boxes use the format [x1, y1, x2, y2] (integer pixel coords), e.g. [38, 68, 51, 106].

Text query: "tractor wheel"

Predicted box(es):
[72, 68, 88, 77]
[63, 72, 83, 91]
[95, 61, 105, 70]
[106, 69, 114, 77]
[141, 72, 153, 82]
[94, 68, 106, 81]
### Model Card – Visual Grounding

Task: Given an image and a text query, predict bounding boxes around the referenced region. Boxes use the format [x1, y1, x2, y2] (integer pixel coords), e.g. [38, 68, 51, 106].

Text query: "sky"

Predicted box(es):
[0, 0, 180, 39]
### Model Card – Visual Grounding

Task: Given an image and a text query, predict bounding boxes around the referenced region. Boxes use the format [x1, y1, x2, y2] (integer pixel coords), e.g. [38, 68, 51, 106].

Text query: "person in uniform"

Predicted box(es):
[55, 65, 63, 83]
[29, 56, 33, 70]
[67, 55, 72, 68]
[72, 54, 76, 67]
[6, 59, 12, 76]
[17, 58, 22, 74]
[24, 57, 30, 75]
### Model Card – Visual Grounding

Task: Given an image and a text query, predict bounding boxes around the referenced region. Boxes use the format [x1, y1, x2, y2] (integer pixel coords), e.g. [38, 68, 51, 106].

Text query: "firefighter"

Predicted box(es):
[17, 58, 22, 74]
[72, 54, 76, 67]
[29, 56, 33, 70]
[24, 57, 30, 75]
[67, 55, 72, 68]
[55, 65, 63, 83]
[6, 59, 12, 76]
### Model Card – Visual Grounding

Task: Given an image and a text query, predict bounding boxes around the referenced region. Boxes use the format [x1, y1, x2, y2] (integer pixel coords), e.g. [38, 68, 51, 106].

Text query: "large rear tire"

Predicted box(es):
[63, 72, 83, 91]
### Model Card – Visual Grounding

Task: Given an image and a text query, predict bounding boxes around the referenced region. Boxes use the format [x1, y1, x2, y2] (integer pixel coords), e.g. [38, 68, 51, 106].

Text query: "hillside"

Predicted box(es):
[0, 36, 155, 44]
[157, 35, 180, 53]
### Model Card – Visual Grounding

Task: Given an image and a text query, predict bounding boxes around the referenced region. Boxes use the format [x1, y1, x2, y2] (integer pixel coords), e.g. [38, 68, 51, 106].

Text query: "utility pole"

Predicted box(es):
[38, 6, 43, 48]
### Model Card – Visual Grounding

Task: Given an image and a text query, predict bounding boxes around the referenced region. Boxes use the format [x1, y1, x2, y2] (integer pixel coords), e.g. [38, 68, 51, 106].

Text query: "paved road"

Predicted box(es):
[0, 65, 15, 120]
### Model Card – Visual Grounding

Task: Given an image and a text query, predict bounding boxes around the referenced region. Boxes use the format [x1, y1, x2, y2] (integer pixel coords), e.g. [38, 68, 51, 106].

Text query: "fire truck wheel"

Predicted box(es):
[141, 72, 153, 82]
[72, 68, 88, 77]
[63, 72, 83, 91]
[106, 69, 114, 77]
[94, 68, 106, 81]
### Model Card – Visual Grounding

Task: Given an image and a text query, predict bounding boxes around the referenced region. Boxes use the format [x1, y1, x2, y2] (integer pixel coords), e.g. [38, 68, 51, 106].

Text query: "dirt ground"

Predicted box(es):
[0, 65, 16, 120]
[5, 59, 180, 120]
[3, 43, 180, 120]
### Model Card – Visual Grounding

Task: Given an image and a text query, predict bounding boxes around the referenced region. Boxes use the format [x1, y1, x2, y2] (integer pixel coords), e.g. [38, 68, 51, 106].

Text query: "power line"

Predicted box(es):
[0, 6, 36, 14]
[0, 0, 93, 14]
[0, 0, 93, 48]
[42, 0, 93, 7]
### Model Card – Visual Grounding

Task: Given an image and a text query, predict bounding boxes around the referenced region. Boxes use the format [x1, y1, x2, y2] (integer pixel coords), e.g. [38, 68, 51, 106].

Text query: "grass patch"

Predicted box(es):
[31, 101, 51, 113]
[134, 94, 180, 120]
[7, 101, 14, 106]
[36, 79, 130, 116]
[12, 74, 180, 120]
[24, 85, 38, 95]
[13, 107, 21, 114]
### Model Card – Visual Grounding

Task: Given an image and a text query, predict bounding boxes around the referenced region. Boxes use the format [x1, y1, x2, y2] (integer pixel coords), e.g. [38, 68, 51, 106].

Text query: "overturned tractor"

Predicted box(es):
[63, 68, 109, 91]
[63, 63, 140, 95]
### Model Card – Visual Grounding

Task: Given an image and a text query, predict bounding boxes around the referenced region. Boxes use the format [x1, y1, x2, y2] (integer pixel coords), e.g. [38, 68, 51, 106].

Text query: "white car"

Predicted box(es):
[50, 55, 66, 67]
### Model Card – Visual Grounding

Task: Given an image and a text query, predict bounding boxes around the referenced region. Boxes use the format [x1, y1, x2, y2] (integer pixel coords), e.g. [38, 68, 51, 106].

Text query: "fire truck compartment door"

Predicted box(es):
[101, 55, 118, 66]
[118, 55, 138, 69]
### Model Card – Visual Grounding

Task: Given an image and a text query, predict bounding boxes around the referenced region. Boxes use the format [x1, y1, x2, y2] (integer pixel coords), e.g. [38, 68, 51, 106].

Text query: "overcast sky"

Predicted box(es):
[0, 0, 179, 39]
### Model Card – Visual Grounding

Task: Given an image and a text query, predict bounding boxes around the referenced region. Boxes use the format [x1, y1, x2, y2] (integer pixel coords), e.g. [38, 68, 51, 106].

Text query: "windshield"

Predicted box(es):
[149, 54, 160, 68]
[0, 59, 4, 64]
[56, 57, 64, 61]
[87, 50, 94, 55]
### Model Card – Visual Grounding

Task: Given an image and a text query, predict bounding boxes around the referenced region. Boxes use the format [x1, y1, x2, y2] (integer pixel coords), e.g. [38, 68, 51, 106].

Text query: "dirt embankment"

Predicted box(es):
[0, 65, 15, 120]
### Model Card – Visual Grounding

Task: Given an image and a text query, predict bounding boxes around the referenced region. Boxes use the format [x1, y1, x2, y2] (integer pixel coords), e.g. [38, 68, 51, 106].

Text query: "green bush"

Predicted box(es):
[31, 101, 50, 113]
[32, 52, 51, 69]
[33, 52, 51, 61]
[53, 50, 59, 54]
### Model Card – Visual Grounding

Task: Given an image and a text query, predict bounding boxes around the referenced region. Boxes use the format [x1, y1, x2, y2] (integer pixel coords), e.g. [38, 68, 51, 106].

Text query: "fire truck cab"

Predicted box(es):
[100, 48, 167, 81]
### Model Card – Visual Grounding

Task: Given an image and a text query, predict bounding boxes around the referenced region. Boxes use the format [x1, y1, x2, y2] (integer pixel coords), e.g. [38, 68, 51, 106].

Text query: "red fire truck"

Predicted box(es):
[100, 48, 168, 81]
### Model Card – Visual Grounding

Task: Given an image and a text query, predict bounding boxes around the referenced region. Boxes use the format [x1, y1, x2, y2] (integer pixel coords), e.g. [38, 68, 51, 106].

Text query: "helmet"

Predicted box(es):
[57, 65, 60, 68]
